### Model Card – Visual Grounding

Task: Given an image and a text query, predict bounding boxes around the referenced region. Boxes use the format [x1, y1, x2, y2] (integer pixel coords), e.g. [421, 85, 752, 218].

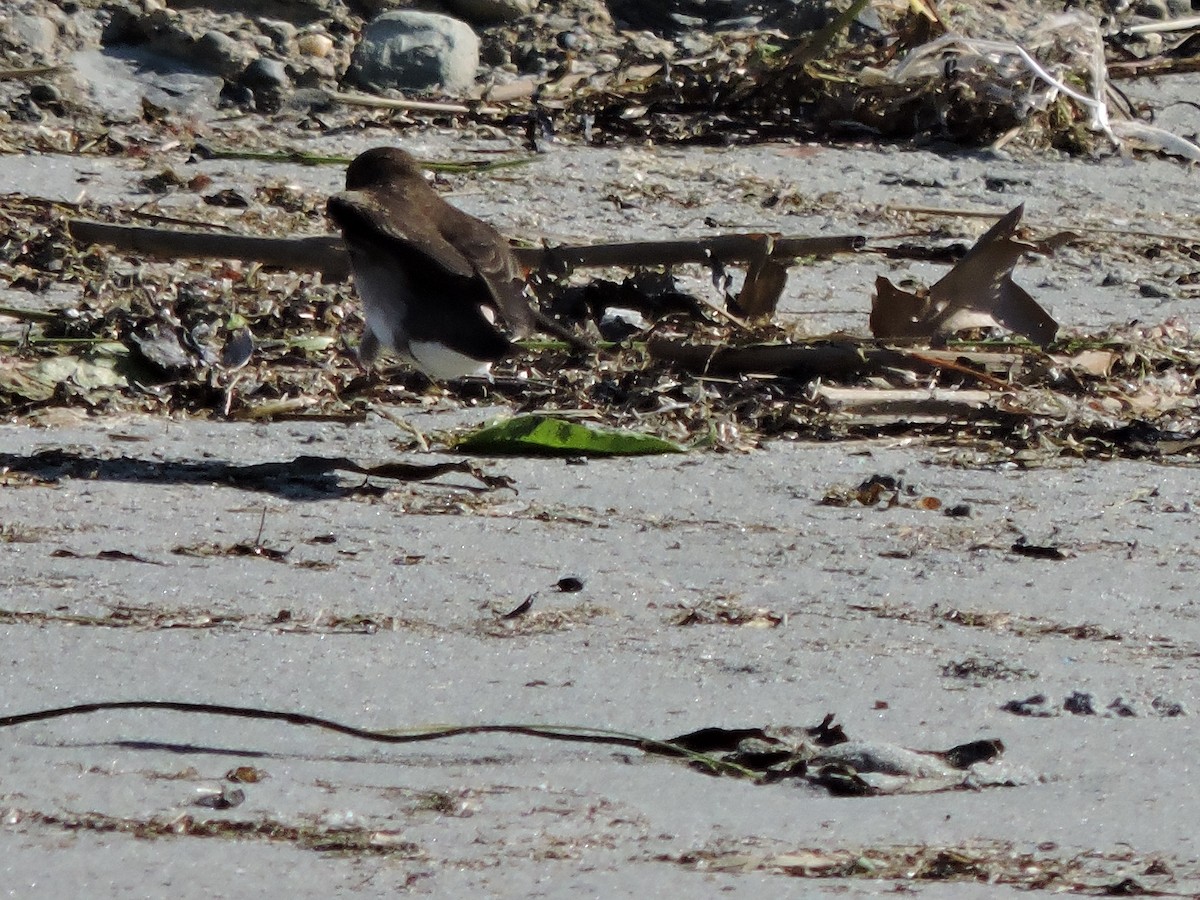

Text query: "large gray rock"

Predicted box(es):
[349, 11, 479, 95]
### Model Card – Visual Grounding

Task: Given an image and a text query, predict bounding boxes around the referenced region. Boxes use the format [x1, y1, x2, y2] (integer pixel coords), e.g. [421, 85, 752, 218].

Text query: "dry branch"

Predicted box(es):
[647, 338, 1027, 384]
[68, 220, 351, 277]
[815, 385, 996, 407]
[814, 385, 999, 421]
[0, 65, 61, 80]
[67, 219, 864, 281]
[537, 233, 864, 272]
[648, 337, 922, 379]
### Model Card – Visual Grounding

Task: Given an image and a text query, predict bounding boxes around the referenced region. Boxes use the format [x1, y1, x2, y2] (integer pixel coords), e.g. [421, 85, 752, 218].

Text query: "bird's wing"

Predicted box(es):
[436, 205, 536, 337]
[483, 274, 535, 338]
[326, 189, 477, 280]
[328, 187, 536, 338]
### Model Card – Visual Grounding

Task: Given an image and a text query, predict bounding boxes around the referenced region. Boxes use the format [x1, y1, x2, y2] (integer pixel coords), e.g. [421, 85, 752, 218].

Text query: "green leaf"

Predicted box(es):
[454, 415, 685, 457]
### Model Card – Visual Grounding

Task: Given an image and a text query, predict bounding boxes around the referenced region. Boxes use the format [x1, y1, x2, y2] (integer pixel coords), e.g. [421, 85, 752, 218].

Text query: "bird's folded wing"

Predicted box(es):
[433, 204, 536, 336]
[484, 276, 535, 337]
[326, 190, 476, 280]
[330, 190, 537, 337]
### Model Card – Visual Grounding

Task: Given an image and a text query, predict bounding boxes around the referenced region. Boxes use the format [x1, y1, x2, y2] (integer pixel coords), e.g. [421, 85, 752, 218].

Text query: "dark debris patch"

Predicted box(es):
[941, 656, 1037, 683]
[560, 7, 1148, 155]
[671, 596, 785, 628]
[480, 603, 611, 637]
[1002, 692, 1188, 719]
[652, 714, 1008, 793]
[0, 605, 429, 636]
[3, 808, 424, 858]
[666, 841, 1185, 893]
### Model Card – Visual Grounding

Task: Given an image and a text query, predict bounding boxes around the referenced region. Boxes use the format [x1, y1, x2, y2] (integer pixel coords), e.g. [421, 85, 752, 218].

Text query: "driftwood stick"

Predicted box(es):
[1123, 14, 1200, 34]
[647, 337, 1038, 391]
[539, 233, 864, 271]
[67, 219, 865, 280]
[0, 65, 61, 80]
[647, 338, 1027, 384]
[647, 337, 924, 379]
[68, 220, 352, 278]
[815, 385, 996, 407]
[484, 79, 538, 102]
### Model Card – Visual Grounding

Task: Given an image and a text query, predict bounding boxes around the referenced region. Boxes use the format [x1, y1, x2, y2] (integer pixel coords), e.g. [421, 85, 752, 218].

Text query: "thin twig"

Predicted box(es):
[328, 90, 504, 117]
[889, 208, 1200, 242]
[0, 305, 59, 323]
[0, 65, 61, 80]
[372, 405, 430, 452]
[198, 146, 535, 174]
[1122, 14, 1200, 34]
[68, 221, 351, 277]
[778, 0, 872, 67]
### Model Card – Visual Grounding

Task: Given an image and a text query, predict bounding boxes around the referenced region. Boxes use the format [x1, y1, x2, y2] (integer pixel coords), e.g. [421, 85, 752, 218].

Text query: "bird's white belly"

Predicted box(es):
[351, 258, 409, 355]
[351, 258, 492, 379]
[407, 341, 493, 379]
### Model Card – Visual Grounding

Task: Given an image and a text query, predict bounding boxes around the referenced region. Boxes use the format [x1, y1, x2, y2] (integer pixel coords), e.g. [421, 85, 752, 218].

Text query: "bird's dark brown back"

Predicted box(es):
[329, 146, 535, 336]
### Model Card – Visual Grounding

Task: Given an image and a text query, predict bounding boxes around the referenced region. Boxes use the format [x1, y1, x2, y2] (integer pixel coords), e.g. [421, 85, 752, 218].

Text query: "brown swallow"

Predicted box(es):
[326, 147, 535, 379]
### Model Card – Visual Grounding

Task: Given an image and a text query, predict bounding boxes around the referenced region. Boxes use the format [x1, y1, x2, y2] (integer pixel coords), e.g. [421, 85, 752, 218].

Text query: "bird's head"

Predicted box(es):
[344, 147, 425, 190]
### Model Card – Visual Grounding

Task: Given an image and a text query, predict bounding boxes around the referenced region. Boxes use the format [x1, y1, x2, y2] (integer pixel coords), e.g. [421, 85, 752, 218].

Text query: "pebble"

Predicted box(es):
[241, 56, 290, 92]
[297, 32, 334, 58]
[258, 19, 297, 51]
[1139, 281, 1174, 299]
[197, 29, 255, 79]
[28, 82, 62, 107]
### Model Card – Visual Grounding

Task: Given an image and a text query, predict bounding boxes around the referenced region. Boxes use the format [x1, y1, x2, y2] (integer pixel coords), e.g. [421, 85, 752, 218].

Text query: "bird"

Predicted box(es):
[326, 146, 536, 380]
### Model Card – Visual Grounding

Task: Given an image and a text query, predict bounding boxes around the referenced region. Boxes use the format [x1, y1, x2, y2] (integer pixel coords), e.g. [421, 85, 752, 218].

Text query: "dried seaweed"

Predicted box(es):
[560, 8, 1200, 159]
[0, 700, 1005, 793]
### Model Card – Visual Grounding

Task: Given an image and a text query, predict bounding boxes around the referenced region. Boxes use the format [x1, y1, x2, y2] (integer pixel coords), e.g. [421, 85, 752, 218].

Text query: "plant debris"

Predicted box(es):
[564, 8, 1200, 159]
[667, 840, 1178, 893]
[672, 597, 785, 628]
[1002, 692, 1186, 718]
[5, 193, 1200, 466]
[870, 204, 1066, 346]
[1, 808, 424, 858]
[0, 700, 1007, 794]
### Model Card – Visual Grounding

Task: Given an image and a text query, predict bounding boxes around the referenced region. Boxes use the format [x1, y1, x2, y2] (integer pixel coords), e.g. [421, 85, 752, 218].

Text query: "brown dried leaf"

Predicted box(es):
[1055, 348, 1117, 377]
[870, 205, 1063, 346]
[733, 238, 790, 319]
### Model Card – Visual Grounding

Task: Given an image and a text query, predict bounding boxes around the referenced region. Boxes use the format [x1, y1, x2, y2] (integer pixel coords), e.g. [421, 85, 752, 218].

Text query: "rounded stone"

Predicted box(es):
[349, 11, 480, 95]
[257, 18, 297, 50]
[12, 14, 60, 57]
[197, 29, 255, 78]
[29, 83, 63, 106]
[297, 32, 334, 58]
[241, 56, 290, 92]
